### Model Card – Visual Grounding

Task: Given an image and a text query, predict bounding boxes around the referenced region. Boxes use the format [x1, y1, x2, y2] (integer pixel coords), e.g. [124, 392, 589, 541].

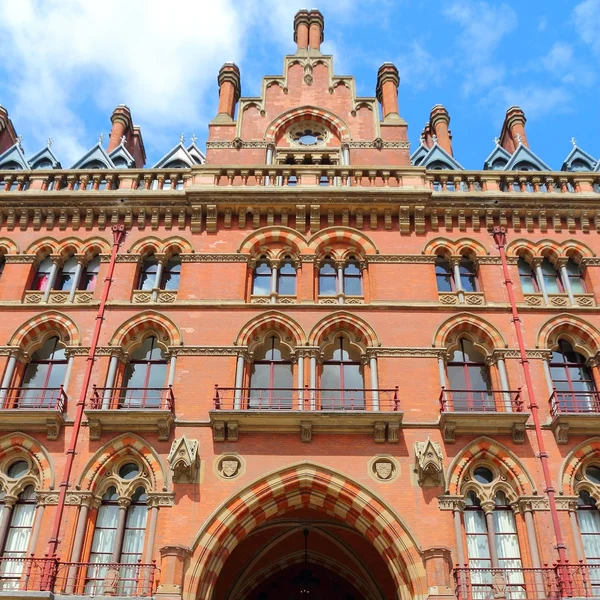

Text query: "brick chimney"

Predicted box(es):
[294, 9, 324, 52]
[499, 106, 529, 153]
[107, 105, 145, 167]
[0, 106, 18, 154]
[216, 63, 241, 121]
[376, 63, 401, 121]
[429, 105, 453, 156]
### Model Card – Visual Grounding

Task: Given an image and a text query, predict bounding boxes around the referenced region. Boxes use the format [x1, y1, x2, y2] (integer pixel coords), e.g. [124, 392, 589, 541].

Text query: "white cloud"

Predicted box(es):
[573, 0, 600, 55]
[539, 41, 596, 86]
[481, 85, 572, 121]
[395, 42, 451, 91]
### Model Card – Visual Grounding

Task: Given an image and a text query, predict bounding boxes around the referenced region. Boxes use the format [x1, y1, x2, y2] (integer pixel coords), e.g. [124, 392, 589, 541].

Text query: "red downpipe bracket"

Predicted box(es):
[46, 224, 126, 557]
[493, 226, 571, 593]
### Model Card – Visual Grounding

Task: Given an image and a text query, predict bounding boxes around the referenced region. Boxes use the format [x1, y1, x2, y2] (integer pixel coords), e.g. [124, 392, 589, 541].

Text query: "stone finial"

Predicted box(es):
[571, 136, 577, 147]
[415, 437, 444, 487]
[167, 435, 199, 483]
[190, 134, 197, 144]
[179, 133, 185, 145]
[47, 137, 54, 148]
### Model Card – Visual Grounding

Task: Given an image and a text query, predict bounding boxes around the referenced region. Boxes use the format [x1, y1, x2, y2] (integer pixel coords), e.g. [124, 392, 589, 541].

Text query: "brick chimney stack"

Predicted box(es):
[0, 106, 18, 154]
[107, 105, 146, 167]
[499, 106, 529, 153]
[429, 104, 453, 156]
[294, 9, 324, 52]
[217, 62, 241, 121]
[376, 63, 401, 121]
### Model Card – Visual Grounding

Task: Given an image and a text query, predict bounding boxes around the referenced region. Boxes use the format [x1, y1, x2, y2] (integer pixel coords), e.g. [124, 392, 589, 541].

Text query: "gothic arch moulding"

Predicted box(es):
[308, 227, 379, 257]
[432, 313, 506, 354]
[264, 105, 352, 143]
[423, 237, 488, 258]
[129, 236, 193, 257]
[187, 462, 426, 600]
[109, 311, 183, 352]
[236, 311, 307, 350]
[0, 238, 19, 254]
[446, 436, 535, 496]
[25, 237, 60, 258]
[560, 437, 600, 495]
[77, 433, 169, 494]
[9, 311, 81, 350]
[0, 432, 54, 490]
[309, 311, 380, 349]
[237, 226, 309, 257]
[536, 313, 600, 356]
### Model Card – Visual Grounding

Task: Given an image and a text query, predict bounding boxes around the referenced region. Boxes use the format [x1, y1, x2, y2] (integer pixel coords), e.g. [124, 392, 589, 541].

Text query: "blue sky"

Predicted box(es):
[0, 0, 598, 169]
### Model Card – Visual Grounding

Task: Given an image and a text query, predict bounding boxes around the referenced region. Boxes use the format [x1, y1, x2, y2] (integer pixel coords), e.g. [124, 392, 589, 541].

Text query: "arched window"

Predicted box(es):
[550, 340, 596, 412]
[80, 256, 100, 291]
[86, 486, 148, 595]
[160, 256, 181, 291]
[0, 485, 36, 586]
[517, 258, 537, 294]
[435, 256, 453, 292]
[319, 258, 337, 296]
[540, 258, 561, 294]
[137, 256, 158, 291]
[249, 337, 293, 409]
[55, 255, 78, 291]
[122, 336, 167, 408]
[565, 258, 586, 294]
[31, 257, 53, 291]
[20, 336, 67, 407]
[277, 258, 296, 296]
[576, 487, 600, 595]
[321, 337, 364, 409]
[252, 259, 271, 296]
[343, 257, 362, 296]
[459, 257, 478, 292]
[447, 339, 492, 409]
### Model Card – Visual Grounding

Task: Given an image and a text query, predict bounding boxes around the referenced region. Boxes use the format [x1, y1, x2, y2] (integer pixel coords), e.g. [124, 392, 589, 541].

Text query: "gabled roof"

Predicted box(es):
[419, 142, 464, 170]
[410, 143, 430, 167]
[483, 144, 511, 170]
[108, 143, 135, 168]
[153, 142, 197, 168]
[187, 142, 206, 165]
[504, 144, 550, 171]
[0, 143, 28, 170]
[562, 145, 597, 172]
[595, 160, 600, 173]
[71, 143, 115, 169]
[28, 145, 61, 169]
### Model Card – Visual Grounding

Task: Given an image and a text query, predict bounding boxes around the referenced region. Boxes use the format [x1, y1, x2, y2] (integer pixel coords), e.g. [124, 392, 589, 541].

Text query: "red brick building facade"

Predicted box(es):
[0, 9, 599, 600]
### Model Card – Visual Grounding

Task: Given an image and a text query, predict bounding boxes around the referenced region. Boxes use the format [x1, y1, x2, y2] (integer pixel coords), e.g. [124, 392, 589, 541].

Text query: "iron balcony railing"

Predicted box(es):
[0, 385, 67, 411]
[0, 556, 158, 597]
[439, 387, 523, 413]
[454, 563, 600, 600]
[213, 385, 400, 411]
[90, 385, 175, 411]
[549, 388, 600, 416]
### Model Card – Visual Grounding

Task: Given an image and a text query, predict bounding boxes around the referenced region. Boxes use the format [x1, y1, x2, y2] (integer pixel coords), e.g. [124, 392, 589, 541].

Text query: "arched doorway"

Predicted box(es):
[188, 462, 426, 600]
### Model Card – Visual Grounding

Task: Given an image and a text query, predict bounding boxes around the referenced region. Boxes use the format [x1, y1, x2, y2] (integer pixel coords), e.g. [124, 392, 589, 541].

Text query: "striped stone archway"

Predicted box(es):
[188, 462, 426, 600]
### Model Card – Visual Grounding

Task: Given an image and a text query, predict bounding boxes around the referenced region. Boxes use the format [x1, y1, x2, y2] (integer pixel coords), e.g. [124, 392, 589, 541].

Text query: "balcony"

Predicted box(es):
[0, 386, 66, 440]
[549, 389, 600, 444]
[210, 386, 402, 443]
[85, 386, 175, 441]
[0, 556, 158, 597]
[454, 564, 600, 600]
[438, 388, 529, 443]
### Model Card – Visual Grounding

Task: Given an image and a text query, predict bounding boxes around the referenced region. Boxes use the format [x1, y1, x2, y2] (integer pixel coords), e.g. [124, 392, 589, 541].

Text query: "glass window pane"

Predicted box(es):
[162, 258, 181, 291]
[344, 275, 362, 296]
[343, 364, 364, 390]
[448, 365, 467, 389]
[322, 364, 341, 389]
[277, 274, 296, 295]
[468, 365, 492, 391]
[147, 363, 167, 389]
[273, 364, 293, 389]
[82, 256, 100, 291]
[319, 274, 337, 296]
[124, 363, 147, 389]
[250, 364, 270, 389]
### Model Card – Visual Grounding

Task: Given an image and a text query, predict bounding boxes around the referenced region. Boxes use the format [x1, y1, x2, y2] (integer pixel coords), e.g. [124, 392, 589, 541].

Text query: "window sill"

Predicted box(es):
[23, 289, 95, 305]
[250, 294, 297, 304]
[438, 291, 484, 306]
[131, 289, 178, 303]
[318, 295, 364, 305]
[523, 293, 595, 307]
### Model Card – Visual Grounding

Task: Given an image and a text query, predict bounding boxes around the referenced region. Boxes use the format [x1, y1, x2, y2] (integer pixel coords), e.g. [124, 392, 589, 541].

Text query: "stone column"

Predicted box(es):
[452, 500, 467, 599]
[0, 496, 16, 552]
[0, 351, 19, 404]
[531, 257, 549, 305]
[369, 353, 379, 410]
[269, 261, 279, 304]
[423, 547, 455, 600]
[482, 501, 500, 568]
[68, 255, 85, 303]
[43, 255, 62, 303]
[234, 352, 246, 410]
[141, 499, 161, 595]
[66, 495, 97, 593]
[297, 354, 304, 410]
[152, 254, 166, 303]
[451, 256, 465, 304]
[167, 354, 177, 387]
[310, 352, 317, 411]
[62, 352, 75, 396]
[156, 545, 191, 600]
[557, 258, 576, 305]
[336, 261, 345, 304]
[110, 498, 131, 563]
[495, 354, 511, 410]
[103, 354, 120, 409]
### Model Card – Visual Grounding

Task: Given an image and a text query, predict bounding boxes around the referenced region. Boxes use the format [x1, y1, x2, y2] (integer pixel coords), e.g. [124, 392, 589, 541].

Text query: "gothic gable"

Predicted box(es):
[108, 143, 135, 169]
[153, 142, 197, 169]
[562, 146, 597, 172]
[71, 142, 115, 169]
[483, 144, 511, 170]
[505, 144, 550, 171]
[28, 146, 61, 169]
[420, 143, 464, 170]
[0, 143, 28, 170]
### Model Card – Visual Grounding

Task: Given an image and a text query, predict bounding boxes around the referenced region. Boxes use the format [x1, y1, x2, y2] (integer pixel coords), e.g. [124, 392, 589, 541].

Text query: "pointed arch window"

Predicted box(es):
[517, 258, 537, 294]
[277, 258, 296, 296]
[550, 340, 596, 412]
[31, 257, 53, 291]
[540, 258, 561, 294]
[565, 258, 586, 294]
[343, 257, 362, 296]
[137, 256, 158, 291]
[459, 258, 478, 292]
[161, 256, 181, 291]
[318, 258, 337, 296]
[122, 336, 167, 408]
[80, 255, 100, 291]
[249, 336, 293, 408]
[55, 256, 78, 291]
[321, 337, 364, 409]
[20, 336, 67, 407]
[435, 256, 453, 292]
[447, 339, 492, 409]
[252, 259, 271, 296]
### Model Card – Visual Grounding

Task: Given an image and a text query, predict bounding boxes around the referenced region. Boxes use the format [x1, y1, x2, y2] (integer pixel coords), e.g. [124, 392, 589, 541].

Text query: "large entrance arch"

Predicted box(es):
[187, 462, 426, 600]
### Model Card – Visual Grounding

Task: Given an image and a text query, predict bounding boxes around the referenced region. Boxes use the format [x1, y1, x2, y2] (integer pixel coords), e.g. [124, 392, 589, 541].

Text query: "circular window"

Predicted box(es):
[7, 460, 29, 479]
[288, 122, 328, 147]
[118, 463, 140, 480]
[587, 465, 600, 485]
[473, 467, 494, 484]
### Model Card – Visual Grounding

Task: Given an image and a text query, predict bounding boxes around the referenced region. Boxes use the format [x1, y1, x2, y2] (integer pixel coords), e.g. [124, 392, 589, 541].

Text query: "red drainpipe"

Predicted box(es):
[46, 224, 126, 557]
[493, 226, 570, 592]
